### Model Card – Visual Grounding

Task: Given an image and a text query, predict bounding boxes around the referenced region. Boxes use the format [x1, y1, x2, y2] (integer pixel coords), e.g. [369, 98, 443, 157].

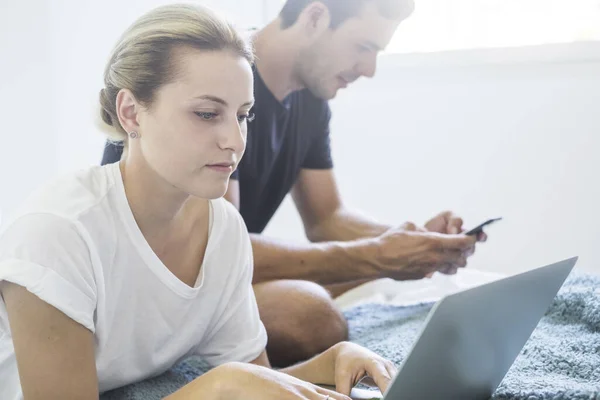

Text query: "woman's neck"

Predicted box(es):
[119, 159, 209, 243]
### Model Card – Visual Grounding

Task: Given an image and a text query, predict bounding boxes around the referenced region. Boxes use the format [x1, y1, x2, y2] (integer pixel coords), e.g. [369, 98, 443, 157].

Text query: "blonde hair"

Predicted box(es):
[99, 4, 254, 142]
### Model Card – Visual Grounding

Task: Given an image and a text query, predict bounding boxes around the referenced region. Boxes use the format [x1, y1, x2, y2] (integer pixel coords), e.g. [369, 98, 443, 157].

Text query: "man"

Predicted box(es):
[102, 0, 485, 368]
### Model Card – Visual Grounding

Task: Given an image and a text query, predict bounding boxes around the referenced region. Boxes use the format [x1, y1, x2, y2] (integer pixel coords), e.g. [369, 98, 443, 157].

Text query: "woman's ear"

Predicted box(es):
[297, 2, 331, 42]
[116, 89, 141, 135]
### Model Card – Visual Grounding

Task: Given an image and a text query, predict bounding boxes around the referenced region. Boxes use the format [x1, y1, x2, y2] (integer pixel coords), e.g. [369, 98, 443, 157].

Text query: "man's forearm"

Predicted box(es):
[251, 233, 381, 285]
[308, 207, 391, 243]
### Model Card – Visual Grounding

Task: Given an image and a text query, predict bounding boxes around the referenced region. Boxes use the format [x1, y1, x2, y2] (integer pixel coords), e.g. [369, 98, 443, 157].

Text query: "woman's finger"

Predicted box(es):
[384, 361, 398, 381]
[334, 370, 354, 397]
[334, 364, 367, 396]
[364, 361, 393, 394]
[359, 376, 377, 387]
[313, 384, 350, 400]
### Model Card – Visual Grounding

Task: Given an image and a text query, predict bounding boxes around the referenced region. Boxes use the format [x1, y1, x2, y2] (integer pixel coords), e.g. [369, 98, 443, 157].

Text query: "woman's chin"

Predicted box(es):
[189, 184, 228, 200]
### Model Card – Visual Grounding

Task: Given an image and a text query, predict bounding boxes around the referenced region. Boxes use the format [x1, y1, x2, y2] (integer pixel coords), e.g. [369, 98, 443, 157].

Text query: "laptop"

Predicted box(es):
[336, 257, 578, 400]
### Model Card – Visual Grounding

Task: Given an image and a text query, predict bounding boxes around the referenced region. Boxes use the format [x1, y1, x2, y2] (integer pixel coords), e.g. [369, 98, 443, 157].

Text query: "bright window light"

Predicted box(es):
[388, 0, 600, 53]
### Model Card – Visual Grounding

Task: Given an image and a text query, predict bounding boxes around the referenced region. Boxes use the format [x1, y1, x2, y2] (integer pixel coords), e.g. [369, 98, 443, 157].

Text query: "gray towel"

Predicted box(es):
[101, 273, 600, 400]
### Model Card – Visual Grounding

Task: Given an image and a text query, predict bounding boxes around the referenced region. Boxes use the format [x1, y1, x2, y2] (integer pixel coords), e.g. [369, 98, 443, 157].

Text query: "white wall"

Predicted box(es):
[0, 0, 263, 223]
[0, 1, 56, 222]
[48, 0, 264, 176]
[2, 1, 599, 276]
[264, 43, 600, 275]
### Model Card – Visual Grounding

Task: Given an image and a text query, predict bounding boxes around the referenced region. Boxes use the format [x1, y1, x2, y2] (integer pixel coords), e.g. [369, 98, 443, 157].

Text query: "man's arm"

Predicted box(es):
[247, 233, 381, 285]
[224, 177, 477, 286]
[257, 168, 392, 287]
[224, 178, 381, 285]
[291, 169, 391, 242]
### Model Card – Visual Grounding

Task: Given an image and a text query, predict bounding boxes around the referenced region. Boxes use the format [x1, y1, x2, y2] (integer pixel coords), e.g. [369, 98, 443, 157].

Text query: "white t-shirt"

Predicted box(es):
[0, 163, 267, 399]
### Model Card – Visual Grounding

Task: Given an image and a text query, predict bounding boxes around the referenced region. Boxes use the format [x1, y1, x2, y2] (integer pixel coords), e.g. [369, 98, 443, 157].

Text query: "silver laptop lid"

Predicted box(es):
[383, 257, 578, 400]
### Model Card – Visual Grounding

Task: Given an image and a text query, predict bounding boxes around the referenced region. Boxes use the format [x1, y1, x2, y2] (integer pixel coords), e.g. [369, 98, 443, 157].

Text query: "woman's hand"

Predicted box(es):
[332, 342, 397, 396]
[218, 362, 351, 400]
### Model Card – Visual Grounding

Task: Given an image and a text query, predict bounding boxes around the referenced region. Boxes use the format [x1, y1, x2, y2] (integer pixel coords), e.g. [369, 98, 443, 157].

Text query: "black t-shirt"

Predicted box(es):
[101, 68, 333, 233]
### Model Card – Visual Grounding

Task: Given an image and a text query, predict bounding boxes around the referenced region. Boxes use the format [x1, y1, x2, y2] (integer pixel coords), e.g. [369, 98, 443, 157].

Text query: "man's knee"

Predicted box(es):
[254, 280, 349, 367]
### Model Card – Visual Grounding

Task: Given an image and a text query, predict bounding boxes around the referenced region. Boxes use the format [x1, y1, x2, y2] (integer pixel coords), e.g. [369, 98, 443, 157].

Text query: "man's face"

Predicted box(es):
[296, 2, 412, 100]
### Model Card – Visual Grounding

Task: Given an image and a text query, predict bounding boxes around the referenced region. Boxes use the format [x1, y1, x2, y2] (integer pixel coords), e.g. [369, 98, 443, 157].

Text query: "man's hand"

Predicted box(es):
[425, 211, 488, 242]
[368, 222, 477, 279]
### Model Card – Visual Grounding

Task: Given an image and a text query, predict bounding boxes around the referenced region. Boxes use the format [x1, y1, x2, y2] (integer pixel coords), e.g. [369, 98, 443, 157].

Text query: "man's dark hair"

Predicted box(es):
[279, 0, 411, 29]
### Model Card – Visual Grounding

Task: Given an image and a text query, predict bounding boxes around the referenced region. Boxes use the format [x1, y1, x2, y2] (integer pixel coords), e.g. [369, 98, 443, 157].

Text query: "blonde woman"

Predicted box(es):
[0, 4, 396, 400]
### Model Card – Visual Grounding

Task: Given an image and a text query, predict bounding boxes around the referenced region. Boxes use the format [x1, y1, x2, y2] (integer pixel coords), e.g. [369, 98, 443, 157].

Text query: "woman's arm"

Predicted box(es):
[171, 352, 348, 400]
[249, 350, 271, 367]
[280, 344, 337, 386]
[163, 369, 225, 400]
[3, 282, 225, 400]
[3, 282, 100, 400]
[280, 342, 397, 396]
[170, 351, 270, 399]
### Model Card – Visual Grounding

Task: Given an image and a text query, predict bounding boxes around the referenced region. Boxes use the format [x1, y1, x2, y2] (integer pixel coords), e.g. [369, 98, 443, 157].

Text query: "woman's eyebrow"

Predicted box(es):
[193, 95, 254, 108]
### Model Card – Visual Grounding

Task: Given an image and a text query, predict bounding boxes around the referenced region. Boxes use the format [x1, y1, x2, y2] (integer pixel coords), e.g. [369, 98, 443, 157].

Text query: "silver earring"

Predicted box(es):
[129, 131, 139, 139]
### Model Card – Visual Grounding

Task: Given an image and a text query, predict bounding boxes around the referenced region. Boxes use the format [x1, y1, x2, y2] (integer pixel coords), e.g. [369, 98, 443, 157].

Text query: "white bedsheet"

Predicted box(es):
[334, 268, 504, 311]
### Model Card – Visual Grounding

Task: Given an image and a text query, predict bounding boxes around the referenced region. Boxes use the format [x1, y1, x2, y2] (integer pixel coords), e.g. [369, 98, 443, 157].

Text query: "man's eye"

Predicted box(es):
[195, 112, 218, 120]
[238, 113, 256, 123]
[357, 44, 370, 53]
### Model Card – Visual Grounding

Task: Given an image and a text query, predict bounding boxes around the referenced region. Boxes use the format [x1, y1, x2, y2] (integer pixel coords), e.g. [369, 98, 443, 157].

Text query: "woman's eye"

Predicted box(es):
[238, 113, 255, 123]
[195, 111, 218, 120]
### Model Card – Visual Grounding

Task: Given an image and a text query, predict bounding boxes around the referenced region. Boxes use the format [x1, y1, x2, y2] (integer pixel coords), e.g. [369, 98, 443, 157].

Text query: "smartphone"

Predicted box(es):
[465, 217, 502, 236]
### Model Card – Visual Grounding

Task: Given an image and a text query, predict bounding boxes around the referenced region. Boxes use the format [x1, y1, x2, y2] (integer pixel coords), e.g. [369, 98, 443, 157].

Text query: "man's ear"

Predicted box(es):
[296, 2, 331, 42]
[116, 89, 141, 135]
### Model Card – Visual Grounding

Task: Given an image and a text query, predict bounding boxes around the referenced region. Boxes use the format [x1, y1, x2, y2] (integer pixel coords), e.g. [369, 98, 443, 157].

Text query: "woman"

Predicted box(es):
[0, 4, 397, 400]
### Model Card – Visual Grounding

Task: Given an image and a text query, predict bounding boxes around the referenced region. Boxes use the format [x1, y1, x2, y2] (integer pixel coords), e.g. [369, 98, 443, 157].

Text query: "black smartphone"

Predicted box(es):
[465, 217, 502, 236]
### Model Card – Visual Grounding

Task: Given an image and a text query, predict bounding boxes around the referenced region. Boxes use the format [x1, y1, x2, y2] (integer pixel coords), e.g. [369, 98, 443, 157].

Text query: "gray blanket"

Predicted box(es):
[101, 273, 600, 400]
